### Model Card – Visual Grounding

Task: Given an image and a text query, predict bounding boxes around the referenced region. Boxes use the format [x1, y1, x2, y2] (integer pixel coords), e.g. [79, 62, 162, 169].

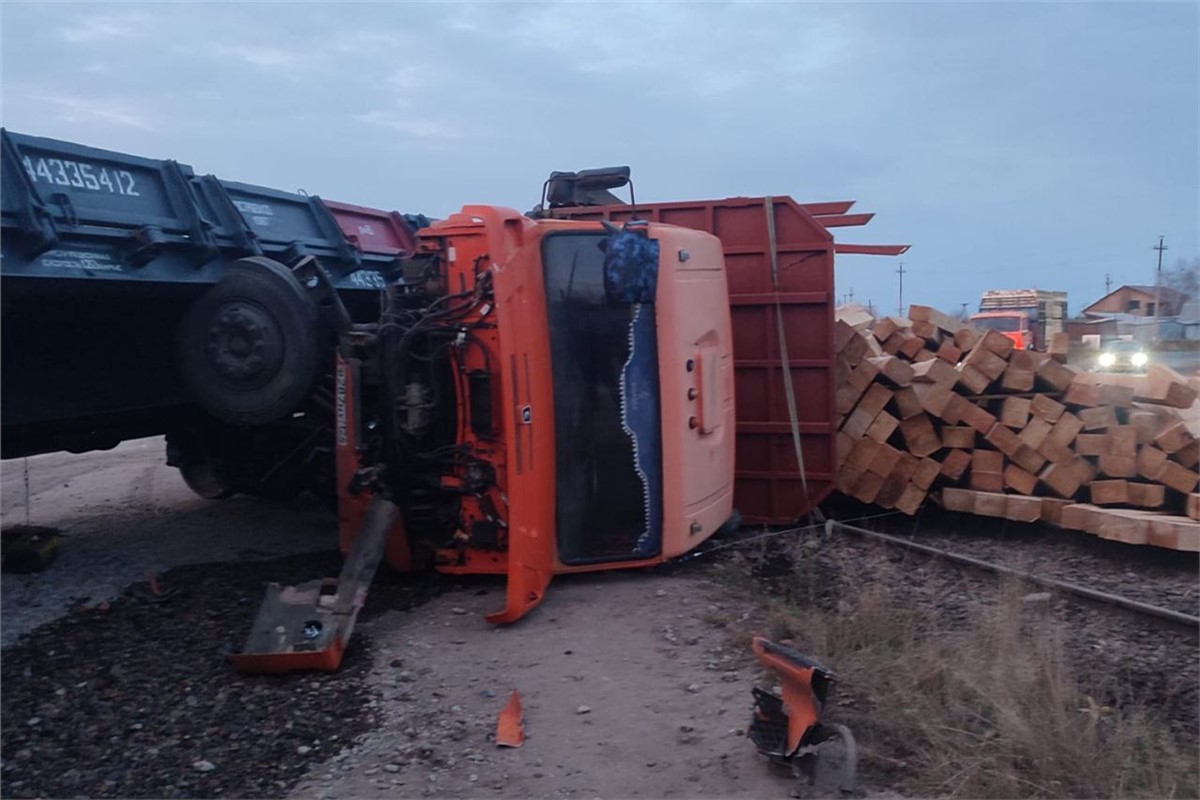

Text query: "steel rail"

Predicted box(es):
[825, 519, 1200, 630]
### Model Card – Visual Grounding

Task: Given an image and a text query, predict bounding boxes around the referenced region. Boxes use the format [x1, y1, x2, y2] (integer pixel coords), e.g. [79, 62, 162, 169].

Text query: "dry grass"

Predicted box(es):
[708, 536, 1200, 799]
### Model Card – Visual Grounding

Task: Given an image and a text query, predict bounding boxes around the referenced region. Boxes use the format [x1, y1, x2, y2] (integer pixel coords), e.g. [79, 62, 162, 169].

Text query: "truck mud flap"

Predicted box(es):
[230, 496, 398, 674]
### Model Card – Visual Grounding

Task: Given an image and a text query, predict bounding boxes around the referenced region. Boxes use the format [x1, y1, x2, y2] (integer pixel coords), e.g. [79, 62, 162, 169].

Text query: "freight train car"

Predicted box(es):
[1, 129, 424, 498]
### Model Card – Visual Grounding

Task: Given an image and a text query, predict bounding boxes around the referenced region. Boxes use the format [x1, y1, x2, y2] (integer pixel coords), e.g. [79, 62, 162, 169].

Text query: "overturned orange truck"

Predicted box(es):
[233, 172, 906, 672]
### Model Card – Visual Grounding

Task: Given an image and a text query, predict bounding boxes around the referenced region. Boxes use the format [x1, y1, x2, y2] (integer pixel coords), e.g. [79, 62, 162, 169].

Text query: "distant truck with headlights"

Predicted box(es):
[969, 288, 1067, 351]
[1094, 339, 1149, 373]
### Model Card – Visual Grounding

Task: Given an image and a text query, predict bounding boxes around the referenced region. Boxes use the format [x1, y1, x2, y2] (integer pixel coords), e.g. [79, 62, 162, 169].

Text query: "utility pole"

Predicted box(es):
[896, 261, 906, 317]
[1104, 273, 1112, 295]
[847, 287, 855, 304]
[1153, 236, 1167, 341]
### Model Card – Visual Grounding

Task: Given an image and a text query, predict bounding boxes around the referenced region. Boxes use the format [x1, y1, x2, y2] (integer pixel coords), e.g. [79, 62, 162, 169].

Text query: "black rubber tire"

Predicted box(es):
[179, 257, 320, 425]
[178, 459, 234, 500]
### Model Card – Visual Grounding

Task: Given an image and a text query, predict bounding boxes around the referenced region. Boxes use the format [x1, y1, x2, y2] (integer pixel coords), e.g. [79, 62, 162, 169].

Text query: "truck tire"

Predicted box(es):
[178, 458, 234, 500]
[179, 257, 320, 425]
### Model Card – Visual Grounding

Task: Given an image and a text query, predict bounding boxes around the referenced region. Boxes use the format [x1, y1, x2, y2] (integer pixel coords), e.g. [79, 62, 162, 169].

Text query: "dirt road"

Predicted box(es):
[290, 572, 803, 800]
[2, 442, 843, 799]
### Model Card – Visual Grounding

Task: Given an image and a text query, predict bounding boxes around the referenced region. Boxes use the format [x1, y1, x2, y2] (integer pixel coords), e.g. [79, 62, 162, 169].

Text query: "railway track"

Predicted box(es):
[689, 502, 1199, 632]
[826, 518, 1200, 630]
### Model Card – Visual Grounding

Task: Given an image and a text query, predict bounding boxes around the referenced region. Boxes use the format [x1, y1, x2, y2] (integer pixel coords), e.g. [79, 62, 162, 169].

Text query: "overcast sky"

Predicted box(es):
[2, 1, 1196, 316]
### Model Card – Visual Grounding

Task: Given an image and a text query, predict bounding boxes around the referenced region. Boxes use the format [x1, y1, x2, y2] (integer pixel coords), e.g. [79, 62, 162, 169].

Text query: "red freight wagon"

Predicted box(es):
[322, 199, 419, 257]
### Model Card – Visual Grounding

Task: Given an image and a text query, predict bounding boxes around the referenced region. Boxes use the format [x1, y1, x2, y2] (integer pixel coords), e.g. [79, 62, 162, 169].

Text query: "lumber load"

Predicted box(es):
[835, 303, 875, 332]
[1057, 505, 1200, 550]
[1071, 364, 1198, 409]
[831, 303, 1200, 552]
[942, 487, 1042, 522]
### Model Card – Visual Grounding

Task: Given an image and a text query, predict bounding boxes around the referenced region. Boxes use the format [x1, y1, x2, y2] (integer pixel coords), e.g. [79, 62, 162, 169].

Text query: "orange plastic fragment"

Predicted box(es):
[751, 636, 825, 755]
[495, 689, 524, 748]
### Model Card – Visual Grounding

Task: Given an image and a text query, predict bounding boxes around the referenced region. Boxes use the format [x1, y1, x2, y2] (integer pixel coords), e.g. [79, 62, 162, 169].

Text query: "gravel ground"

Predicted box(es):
[0, 440, 390, 798]
[1, 438, 334, 646]
[0, 551, 444, 799]
[2, 442, 1195, 799]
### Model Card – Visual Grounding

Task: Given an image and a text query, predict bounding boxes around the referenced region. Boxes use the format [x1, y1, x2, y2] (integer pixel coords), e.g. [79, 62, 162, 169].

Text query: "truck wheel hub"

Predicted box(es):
[205, 304, 277, 381]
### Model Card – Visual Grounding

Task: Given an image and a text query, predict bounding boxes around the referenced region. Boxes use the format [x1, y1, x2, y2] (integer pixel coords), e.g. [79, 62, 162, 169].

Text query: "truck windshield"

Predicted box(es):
[541, 233, 662, 565]
[973, 316, 1021, 332]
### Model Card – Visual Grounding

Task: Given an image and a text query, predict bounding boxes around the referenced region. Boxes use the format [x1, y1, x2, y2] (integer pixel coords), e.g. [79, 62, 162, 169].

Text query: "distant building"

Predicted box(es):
[1179, 300, 1200, 341]
[1082, 285, 1188, 318]
[1064, 316, 1116, 340]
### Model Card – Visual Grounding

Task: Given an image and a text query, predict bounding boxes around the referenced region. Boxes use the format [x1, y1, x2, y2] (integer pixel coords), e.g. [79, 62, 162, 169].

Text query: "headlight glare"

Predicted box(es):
[1131, 352, 1148, 366]
[1098, 353, 1116, 368]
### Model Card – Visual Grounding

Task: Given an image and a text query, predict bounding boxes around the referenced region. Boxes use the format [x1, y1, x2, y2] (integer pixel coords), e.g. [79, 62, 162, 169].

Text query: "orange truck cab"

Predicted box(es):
[969, 310, 1033, 350]
[336, 205, 737, 624]
[230, 173, 909, 674]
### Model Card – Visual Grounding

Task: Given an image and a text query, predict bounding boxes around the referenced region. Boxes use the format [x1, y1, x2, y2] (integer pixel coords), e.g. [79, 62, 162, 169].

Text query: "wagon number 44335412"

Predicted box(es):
[22, 155, 140, 196]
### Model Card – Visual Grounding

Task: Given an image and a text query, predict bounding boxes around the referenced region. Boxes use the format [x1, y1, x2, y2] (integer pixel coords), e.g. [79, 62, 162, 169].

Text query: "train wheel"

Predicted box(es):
[179, 257, 319, 425]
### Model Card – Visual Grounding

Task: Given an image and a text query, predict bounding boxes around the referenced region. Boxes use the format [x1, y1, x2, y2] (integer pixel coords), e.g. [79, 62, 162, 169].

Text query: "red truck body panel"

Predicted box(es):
[553, 197, 841, 524]
[322, 199, 418, 256]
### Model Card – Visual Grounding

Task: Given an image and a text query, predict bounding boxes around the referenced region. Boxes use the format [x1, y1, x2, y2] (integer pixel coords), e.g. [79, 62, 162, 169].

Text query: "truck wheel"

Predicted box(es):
[179, 257, 320, 425]
[178, 459, 234, 500]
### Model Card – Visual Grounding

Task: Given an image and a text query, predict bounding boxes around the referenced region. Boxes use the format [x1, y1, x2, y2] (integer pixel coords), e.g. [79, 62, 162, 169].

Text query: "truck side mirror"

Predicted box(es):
[600, 224, 658, 305]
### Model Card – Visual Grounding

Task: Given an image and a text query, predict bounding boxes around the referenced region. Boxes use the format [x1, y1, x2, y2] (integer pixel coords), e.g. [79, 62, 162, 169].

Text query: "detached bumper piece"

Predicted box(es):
[749, 636, 857, 794]
[230, 497, 398, 674]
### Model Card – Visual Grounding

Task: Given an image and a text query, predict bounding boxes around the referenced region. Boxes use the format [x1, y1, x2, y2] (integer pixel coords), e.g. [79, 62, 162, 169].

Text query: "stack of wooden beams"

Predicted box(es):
[833, 304, 1200, 551]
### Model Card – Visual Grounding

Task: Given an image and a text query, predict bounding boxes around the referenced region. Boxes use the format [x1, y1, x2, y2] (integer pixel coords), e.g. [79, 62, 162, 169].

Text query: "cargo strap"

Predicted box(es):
[765, 197, 824, 524]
